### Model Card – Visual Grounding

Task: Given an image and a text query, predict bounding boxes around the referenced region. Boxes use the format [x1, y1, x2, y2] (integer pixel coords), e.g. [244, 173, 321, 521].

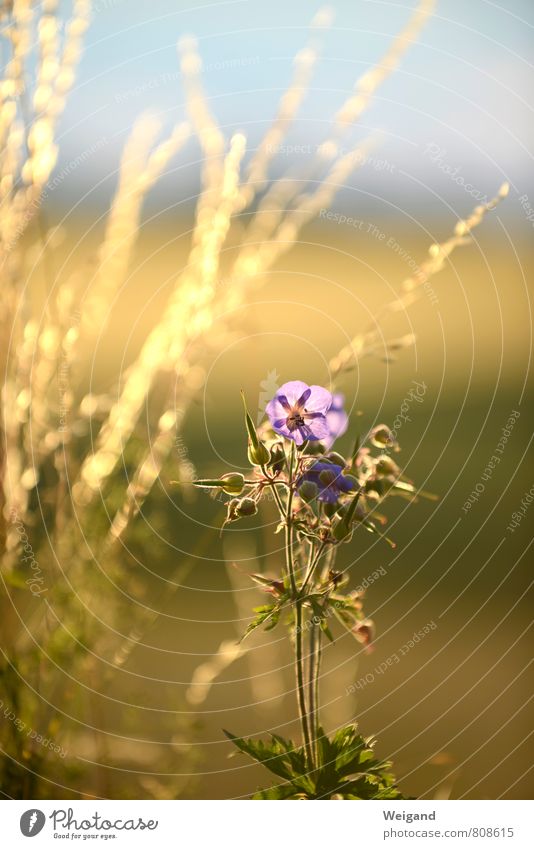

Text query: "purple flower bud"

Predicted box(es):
[325, 451, 347, 468]
[298, 461, 356, 504]
[298, 480, 319, 503]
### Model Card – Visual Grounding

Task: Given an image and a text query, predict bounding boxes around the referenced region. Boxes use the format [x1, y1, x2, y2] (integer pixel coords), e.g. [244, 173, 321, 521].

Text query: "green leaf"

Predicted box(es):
[309, 598, 334, 643]
[393, 480, 438, 501]
[249, 573, 275, 587]
[225, 723, 405, 800]
[344, 487, 363, 526]
[264, 607, 281, 631]
[240, 390, 260, 450]
[172, 478, 225, 488]
[361, 518, 396, 549]
[239, 603, 279, 642]
[350, 433, 361, 468]
[223, 731, 294, 781]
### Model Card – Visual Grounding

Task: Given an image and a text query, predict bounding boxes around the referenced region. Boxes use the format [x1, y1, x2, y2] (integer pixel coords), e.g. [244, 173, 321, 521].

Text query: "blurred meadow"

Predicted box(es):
[0, 0, 532, 800]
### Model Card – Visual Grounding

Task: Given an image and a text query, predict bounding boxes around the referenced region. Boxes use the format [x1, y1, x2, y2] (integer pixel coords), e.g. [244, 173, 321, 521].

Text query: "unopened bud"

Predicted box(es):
[318, 469, 336, 486]
[366, 477, 393, 497]
[328, 569, 345, 587]
[298, 480, 319, 503]
[376, 455, 399, 476]
[306, 441, 325, 456]
[248, 441, 270, 466]
[332, 518, 351, 541]
[369, 425, 397, 450]
[266, 579, 285, 596]
[236, 497, 257, 517]
[325, 452, 346, 468]
[226, 498, 240, 521]
[353, 618, 375, 650]
[268, 443, 285, 472]
[221, 472, 245, 495]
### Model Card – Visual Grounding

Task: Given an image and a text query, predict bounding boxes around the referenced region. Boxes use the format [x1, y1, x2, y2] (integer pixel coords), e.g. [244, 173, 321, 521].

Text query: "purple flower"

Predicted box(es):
[298, 461, 356, 504]
[266, 380, 332, 446]
[324, 393, 349, 449]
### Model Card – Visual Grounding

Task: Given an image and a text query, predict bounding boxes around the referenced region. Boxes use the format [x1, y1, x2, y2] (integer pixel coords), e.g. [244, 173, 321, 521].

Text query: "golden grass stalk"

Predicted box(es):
[75, 131, 247, 514]
[330, 182, 510, 376]
[235, 0, 434, 260]
[333, 0, 435, 135]
[76, 1, 437, 540]
[2, 0, 439, 552]
[80, 117, 190, 339]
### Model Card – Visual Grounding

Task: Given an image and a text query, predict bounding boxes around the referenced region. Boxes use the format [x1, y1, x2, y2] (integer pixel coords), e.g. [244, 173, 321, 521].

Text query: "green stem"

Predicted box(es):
[308, 622, 323, 766]
[285, 442, 314, 770]
[313, 627, 322, 762]
[300, 540, 327, 595]
[260, 464, 286, 516]
[294, 599, 314, 769]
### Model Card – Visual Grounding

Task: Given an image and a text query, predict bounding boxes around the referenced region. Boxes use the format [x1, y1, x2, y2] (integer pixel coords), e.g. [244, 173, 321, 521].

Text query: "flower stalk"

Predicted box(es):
[184, 381, 436, 798]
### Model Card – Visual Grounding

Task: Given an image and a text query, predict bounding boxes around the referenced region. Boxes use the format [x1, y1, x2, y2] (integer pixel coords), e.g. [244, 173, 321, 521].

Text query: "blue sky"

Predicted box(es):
[51, 0, 533, 220]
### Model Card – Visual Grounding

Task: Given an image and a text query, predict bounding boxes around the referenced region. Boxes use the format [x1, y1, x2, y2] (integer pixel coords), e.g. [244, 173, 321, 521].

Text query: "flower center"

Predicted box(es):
[287, 409, 305, 431]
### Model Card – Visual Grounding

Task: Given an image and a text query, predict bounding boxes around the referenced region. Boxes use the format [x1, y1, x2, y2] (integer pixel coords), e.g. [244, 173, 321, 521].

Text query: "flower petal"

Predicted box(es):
[293, 426, 309, 446]
[318, 487, 339, 504]
[275, 394, 292, 412]
[304, 414, 330, 441]
[271, 419, 292, 440]
[303, 385, 333, 414]
[276, 380, 310, 407]
[295, 387, 312, 408]
[324, 407, 349, 449]
[266, 397, 288, 423]
[333, 392, 344, 407]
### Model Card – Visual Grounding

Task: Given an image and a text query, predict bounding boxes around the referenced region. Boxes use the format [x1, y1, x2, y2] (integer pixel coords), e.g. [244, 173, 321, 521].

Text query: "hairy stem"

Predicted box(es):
[285, 441, 314, 769]
[301, 540, 327, 595]
[260, 464, 286, 515]
[308, 621, 320, 764]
